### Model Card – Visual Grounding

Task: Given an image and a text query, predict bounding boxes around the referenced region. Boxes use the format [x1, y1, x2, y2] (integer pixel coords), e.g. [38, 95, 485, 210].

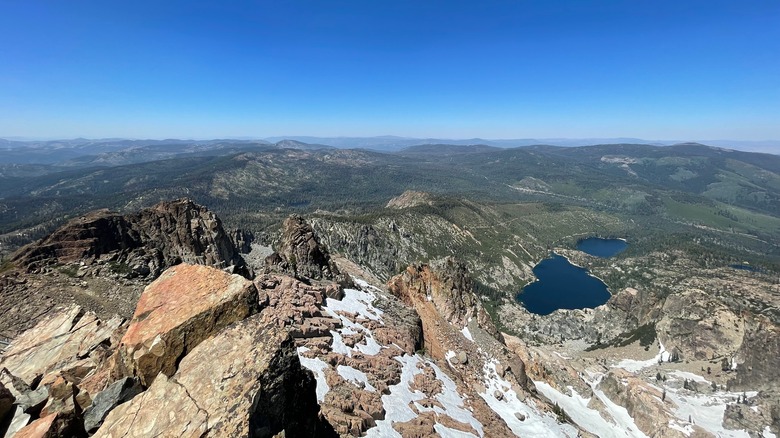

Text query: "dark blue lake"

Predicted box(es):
[518, 254, 611, 315]
[576, 237, 628, 258]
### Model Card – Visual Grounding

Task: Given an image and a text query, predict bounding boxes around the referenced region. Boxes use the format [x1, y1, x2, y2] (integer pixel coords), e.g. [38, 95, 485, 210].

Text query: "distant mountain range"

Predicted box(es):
[1, 137, 778, 167]
[262, 136, 780, 154]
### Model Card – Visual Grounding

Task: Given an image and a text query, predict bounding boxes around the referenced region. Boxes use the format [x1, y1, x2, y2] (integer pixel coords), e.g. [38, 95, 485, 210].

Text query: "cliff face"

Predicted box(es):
[12, 198, 245, 278]
[0, 199, 248, 339]
[388, 257, 500, 340]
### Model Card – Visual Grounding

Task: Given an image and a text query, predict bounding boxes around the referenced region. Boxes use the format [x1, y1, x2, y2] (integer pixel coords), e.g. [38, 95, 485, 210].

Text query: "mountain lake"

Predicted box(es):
[576, 237, 628, 258]
[518, 254, 611, 315]
[518, 238, 628, 315]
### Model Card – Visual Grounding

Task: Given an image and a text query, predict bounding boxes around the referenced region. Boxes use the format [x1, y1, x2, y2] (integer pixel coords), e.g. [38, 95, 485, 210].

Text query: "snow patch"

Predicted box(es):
[424, 361, 483, 436]
[326, 288, 384, 322]
[653, 376, 758, 438]
[324, 284, 385, 357]
[329, 330, 353, 356]
[461, 326, 474, 342]
[480, 359, 577, 437]
[613, 342, 668, 373]
[297, 346, 330, 402]
[353, 277, 381, 291]
[668, 371, 710, 384]
[668, 419, 694, 436]
[367, 354, 483, 438]
[337, 365, 376, 392]
[580, 373, 649, 437]
[446, 350, 457, 367]
[434, 424, 479, 438]
[534, 379, 647, 438]
[553, 351, 570, 360]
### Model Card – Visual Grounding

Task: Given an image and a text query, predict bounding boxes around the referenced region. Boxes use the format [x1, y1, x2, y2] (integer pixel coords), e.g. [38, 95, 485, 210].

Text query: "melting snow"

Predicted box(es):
[296, 346, 330, 402]
[461, 326, 474, 342]
[324, 285, 385, 357]
[325, 288, 384, 322]
[356, 333, 383, 355]
[652, 371, 759, 438]
[668, 419, 695, 436]
[446, 350, 457, 367]
[534, 379, 647, 438]
[329, 330, 353, 356]
[586, 372, 649, 437]
[367, 354, 483, 438]
[434, 424, 480, 438]
[480, 359, 577, 437]
[613, 342, 669, 373]
[422, 361, 484, 436]
[668, 371, 711, 384]
[337, 364, 376, 391]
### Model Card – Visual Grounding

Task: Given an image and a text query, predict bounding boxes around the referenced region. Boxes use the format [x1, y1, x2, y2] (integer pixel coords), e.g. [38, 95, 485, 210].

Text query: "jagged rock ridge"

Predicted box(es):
[12, 198, 245, 278]
[0, 198, 250, 340]
[265, 214, 351, 288]
[388, 257, 501, 341]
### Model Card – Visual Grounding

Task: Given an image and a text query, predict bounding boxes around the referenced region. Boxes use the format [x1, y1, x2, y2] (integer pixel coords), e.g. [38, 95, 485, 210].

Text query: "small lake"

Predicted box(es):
[518, 254, 611, 315]
[576, 237, 628, 258]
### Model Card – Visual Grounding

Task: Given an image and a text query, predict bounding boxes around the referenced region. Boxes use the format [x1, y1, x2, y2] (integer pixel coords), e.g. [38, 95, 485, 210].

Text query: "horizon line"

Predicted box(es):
[3, 135, 780, 143]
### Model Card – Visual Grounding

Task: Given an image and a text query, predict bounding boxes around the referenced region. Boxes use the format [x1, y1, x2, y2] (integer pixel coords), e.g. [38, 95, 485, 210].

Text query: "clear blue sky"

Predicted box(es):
[1, 1, 778, 140]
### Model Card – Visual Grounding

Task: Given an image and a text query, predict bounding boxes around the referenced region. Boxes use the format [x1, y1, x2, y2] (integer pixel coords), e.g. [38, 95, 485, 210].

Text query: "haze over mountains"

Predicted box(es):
[1, 136, 778, 168]
[262, 136, 780, 154]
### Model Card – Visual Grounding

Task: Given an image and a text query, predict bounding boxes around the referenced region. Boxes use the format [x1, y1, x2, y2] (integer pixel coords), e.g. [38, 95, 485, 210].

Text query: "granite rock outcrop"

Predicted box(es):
[264, 214, 351, 288]
[11, 198, 245, 278]
[114, 263, 260, 386]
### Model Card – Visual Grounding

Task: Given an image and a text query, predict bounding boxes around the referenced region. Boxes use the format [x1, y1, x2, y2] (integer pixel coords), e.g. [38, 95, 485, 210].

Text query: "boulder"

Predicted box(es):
[92, 373, 206, 438]
[115, 264, 261, 386]
[0, 306, 123, 386]
[0, 369, 48, 415]
[82, 377, 142, 433]
[11, 411, 85, 438]
[96, 314, 334, 437]
[39, 376, 77, 417]
[321, 386, 384, 436]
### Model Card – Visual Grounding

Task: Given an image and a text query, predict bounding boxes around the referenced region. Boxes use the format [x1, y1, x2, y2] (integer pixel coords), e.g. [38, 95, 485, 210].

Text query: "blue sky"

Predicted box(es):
[1, 1, 778, 140]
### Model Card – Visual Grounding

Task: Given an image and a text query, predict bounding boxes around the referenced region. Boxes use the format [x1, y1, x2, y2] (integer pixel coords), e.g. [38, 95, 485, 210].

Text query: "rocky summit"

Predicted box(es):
[0, 202, 778, 437]
[12, 198, 244, 277]
[0, 199, 248, 340]
[264, 214, 351, 288]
